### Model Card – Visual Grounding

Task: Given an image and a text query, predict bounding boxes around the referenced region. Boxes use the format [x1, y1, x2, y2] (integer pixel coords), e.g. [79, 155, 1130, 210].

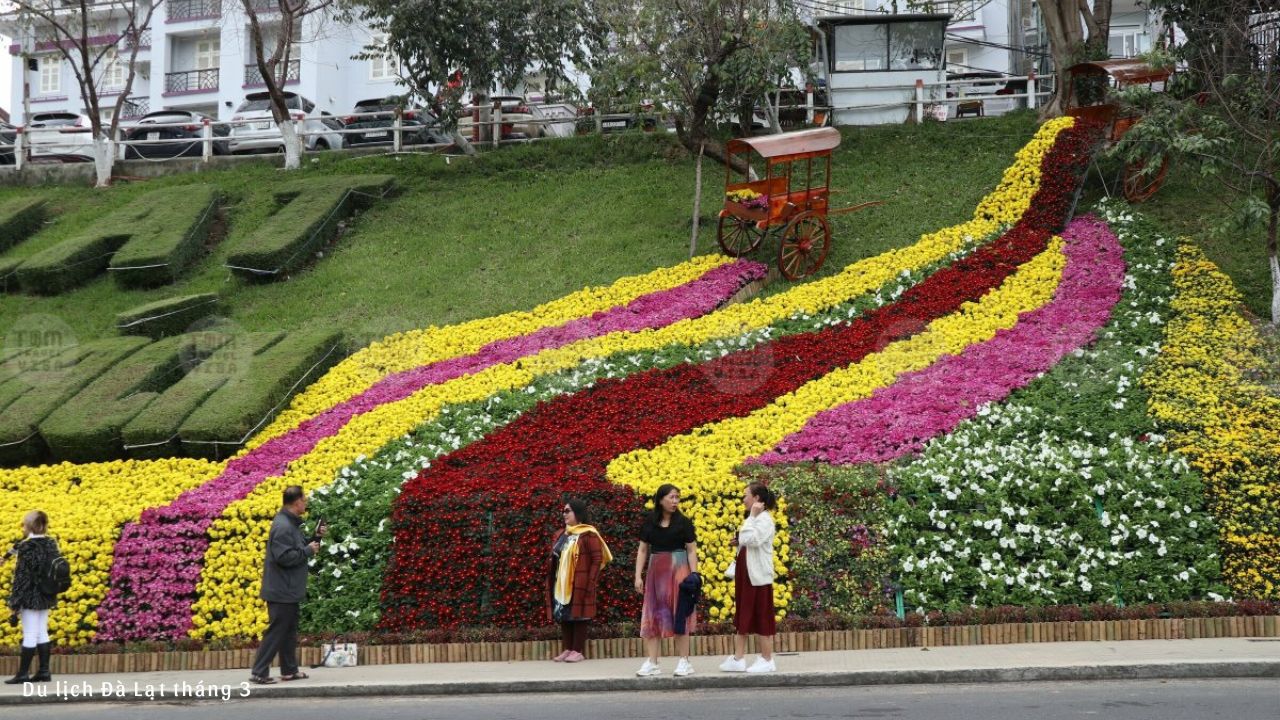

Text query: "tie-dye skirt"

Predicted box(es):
[640, 550, 694, 639]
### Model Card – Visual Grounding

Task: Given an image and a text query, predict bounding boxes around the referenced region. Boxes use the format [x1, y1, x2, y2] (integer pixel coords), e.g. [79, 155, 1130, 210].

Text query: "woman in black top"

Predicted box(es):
[633, 484, 699, 677]
[5, 510, 59, 685]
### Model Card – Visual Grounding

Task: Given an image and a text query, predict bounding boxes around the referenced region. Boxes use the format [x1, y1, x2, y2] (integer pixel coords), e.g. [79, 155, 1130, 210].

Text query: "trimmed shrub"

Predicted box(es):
[0, 337, 149, 465]
[0, 256, 21, 293]
[115, 293, 220, 339]
[108, 185, 222, 288]
[121, 330, 282, 459]
[0, 197, 47, 254]
[224, 175, 395, 279]
[14, 203, 152, 295]
[177, 328, 344, 459]
[38, 332, 231, 462]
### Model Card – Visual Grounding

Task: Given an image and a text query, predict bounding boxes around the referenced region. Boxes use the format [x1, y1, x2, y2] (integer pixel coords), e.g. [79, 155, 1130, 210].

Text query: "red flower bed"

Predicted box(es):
[379, 121, 1100, 632]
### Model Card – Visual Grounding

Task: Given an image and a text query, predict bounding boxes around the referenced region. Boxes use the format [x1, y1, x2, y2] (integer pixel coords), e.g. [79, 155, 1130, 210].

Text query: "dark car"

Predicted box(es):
[0, 122, 16, 165]
[124, 110, 230, 159]
[342, 99, 450, 147]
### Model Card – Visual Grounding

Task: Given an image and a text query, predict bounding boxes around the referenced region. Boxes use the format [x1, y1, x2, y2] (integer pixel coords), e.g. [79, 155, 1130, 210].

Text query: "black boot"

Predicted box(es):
[31, 642, 51, 682]
[3, 646, 34, 684]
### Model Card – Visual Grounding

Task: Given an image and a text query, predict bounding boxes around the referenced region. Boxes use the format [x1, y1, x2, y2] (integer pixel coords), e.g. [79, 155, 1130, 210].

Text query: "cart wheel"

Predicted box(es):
[778, 212, 830, 280]
[717, 215, 765, 257]
[1122, 156, 1169, 203]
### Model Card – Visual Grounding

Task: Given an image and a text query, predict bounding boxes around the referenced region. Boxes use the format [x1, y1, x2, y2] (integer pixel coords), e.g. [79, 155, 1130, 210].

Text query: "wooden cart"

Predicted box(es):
[716, 127, 881, 280]
[1064, 59, 1173, 203]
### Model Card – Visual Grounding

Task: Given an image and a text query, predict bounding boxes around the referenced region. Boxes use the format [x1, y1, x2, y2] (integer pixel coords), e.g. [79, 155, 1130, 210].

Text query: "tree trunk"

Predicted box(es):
[1038, 0, 1085, 119]
[92, 136, 114, 188]
[280, 119, 302, 170]
[450, 129, 478, 156]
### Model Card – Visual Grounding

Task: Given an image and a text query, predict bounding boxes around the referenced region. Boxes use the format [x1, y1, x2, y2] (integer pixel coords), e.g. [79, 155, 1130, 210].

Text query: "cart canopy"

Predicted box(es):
[1065, 59, 1171, 86]
[726, 127, 841, 159]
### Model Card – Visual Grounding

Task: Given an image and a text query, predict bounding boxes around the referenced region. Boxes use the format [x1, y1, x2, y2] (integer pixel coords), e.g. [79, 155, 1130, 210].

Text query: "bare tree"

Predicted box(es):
[1038, 0, 1114, 117]
[240, 0, 335, 170]
[9, 0, 160, 187]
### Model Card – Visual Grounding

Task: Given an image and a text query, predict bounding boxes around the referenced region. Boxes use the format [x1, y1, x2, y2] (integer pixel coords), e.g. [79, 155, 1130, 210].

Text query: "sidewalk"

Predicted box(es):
[1, 638, 1276, 704]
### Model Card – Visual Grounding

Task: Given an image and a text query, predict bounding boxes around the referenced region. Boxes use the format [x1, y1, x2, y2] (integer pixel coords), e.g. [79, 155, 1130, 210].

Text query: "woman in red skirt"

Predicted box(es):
[719, 482, 778, 673]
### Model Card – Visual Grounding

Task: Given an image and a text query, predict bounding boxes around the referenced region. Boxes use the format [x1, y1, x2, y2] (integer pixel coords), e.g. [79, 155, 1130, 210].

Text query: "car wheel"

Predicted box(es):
[314, 139, 330, 151]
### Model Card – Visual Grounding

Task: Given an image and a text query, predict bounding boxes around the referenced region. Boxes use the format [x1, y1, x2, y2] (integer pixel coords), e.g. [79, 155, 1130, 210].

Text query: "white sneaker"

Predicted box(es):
[673, 657, 695, 677]
[718, 655, 747, 672]
[635, 659, 662, 677]
[746, 657, 776, 673]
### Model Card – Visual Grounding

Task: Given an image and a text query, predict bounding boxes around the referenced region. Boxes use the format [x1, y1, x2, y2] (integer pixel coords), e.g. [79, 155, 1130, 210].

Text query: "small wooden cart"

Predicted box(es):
[1064, 59, 1173, 203]
[717, 127, 881, 280]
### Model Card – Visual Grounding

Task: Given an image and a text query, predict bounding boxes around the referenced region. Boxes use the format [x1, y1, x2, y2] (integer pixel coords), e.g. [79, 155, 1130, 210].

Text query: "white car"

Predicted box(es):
[26, 112, 96, 162]
[228, 91, 345, 154]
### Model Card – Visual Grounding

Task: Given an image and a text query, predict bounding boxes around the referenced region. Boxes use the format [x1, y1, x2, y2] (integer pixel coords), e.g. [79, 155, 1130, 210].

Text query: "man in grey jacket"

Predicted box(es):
[249, 485, 324, 684]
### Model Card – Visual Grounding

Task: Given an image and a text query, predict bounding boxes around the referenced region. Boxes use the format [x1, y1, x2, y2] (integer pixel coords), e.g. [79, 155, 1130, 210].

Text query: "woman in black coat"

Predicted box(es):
[5, 510, 59, 684]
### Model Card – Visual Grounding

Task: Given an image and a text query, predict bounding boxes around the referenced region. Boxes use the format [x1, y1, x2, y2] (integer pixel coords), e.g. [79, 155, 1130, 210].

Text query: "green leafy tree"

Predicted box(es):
[345, 0, 602, 155]
[1116, 0, 1280, 324]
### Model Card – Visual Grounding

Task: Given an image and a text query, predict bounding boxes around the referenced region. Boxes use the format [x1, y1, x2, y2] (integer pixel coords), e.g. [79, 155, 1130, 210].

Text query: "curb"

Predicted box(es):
[3, 661, 1277, 705]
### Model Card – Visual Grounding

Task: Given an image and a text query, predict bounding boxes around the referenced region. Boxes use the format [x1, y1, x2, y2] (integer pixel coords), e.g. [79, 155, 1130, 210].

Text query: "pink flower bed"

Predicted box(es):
[750, 215, 1124, 466]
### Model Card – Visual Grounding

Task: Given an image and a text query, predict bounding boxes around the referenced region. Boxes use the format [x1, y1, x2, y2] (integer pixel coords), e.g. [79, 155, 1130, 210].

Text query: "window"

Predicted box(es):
[828, 0, 866, 13]
[195, 38, 220, 70]
[834, 24, 887, 71]
[39, 56, 61, 95]
[101, 49, 127, 91]
[831, 21, 946, 72]
[369, 34, 397, 81]
[1107, 28, 1149, 58]
[946, 48, 968, 70]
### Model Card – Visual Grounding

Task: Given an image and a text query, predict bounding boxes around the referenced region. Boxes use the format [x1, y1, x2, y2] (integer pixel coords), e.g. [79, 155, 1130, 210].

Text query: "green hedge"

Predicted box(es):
[0, 256, 20, 293]
[38, 333, 227, 463]
[115, 293, 220, 339]
[0, 197, 47, 254]
[178, 328, 345, 459]
[120, 330, 282, 459]
[0, 337, 148, 465]
[108, 185, 222, 288]
[224, 175, 395, 280]
[13, 202, 152, 295]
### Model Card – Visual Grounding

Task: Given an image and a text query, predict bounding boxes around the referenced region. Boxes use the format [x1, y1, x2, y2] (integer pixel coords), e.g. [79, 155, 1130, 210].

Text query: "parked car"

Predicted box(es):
[456, 95, 538, 141]
[946, 72, 1020, 117]
[228, 91, 345, 154]
[342, 98, 450, 147]
[0, 122, 16, 165]
[26, 111, 95, 162]
[575, 100, 658, 134]
[123, 110, 231, 159]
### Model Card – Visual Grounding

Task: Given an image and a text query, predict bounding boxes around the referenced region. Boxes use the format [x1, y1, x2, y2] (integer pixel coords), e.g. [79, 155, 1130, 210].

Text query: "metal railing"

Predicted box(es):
[164, 68, 219, 93]
[120, 96, 150, 119]
[244, 59, 300, 86]
[123, 29, 152, 50]
[167, 0, 222, 21]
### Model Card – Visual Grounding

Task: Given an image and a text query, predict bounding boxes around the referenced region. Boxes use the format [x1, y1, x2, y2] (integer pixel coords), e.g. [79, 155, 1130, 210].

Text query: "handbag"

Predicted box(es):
[320, 643, 358, 668]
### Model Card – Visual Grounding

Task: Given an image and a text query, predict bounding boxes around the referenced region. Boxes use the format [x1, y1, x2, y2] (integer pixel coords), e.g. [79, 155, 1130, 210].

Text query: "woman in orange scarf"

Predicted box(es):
[548, 498, 612, 663]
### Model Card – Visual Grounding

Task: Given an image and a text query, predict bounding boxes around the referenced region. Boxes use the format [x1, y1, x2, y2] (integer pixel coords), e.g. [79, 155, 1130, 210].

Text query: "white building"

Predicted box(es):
[1, 1, 407, 125]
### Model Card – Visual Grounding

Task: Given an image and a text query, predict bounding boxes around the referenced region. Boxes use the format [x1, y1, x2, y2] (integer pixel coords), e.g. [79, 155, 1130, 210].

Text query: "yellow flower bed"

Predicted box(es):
[247, 254, 738, 450]
[0, 458, 221, 646]
[1143, 244, 1280, 599]
[609, 238, 1069, 621]
[191, 118, 1074, 639]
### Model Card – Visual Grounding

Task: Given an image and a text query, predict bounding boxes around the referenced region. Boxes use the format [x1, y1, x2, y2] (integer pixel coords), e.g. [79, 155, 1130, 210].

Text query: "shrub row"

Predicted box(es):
[120, 330, 282, 459]
[225, 175, 395, 279]
[115, 293, 220, 339]
[0, 256, 20, 292]
[177, 327, 345, 459]
[38, 332, 229, 463]
[0, 197, 47, 254]
[0, 337, 149, 465]
[12, 200, 152, 295]
[108, 185, 222, 289]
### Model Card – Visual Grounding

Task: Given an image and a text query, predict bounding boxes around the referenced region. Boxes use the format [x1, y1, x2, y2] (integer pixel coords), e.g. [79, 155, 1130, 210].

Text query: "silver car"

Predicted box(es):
[26, 111, 96, 162]
[228, 91, 344, 153]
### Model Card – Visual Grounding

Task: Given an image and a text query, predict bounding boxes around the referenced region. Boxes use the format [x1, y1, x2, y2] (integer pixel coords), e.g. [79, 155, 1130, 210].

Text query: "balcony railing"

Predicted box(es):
[244, 58, 300, 86]
[165, 68, 219, 93]
[120, 96, 150, 119]
[167, 0, 222, 22]
[123, 29, 152, 50]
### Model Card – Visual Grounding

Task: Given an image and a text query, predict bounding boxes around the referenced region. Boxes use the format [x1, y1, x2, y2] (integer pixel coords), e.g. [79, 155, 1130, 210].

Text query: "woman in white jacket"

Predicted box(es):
[719, 482, 779, 673]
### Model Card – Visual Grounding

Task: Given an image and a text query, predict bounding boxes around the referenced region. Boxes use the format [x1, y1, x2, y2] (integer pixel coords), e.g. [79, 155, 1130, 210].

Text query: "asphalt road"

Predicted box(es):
[10, 679, 1279, 720]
